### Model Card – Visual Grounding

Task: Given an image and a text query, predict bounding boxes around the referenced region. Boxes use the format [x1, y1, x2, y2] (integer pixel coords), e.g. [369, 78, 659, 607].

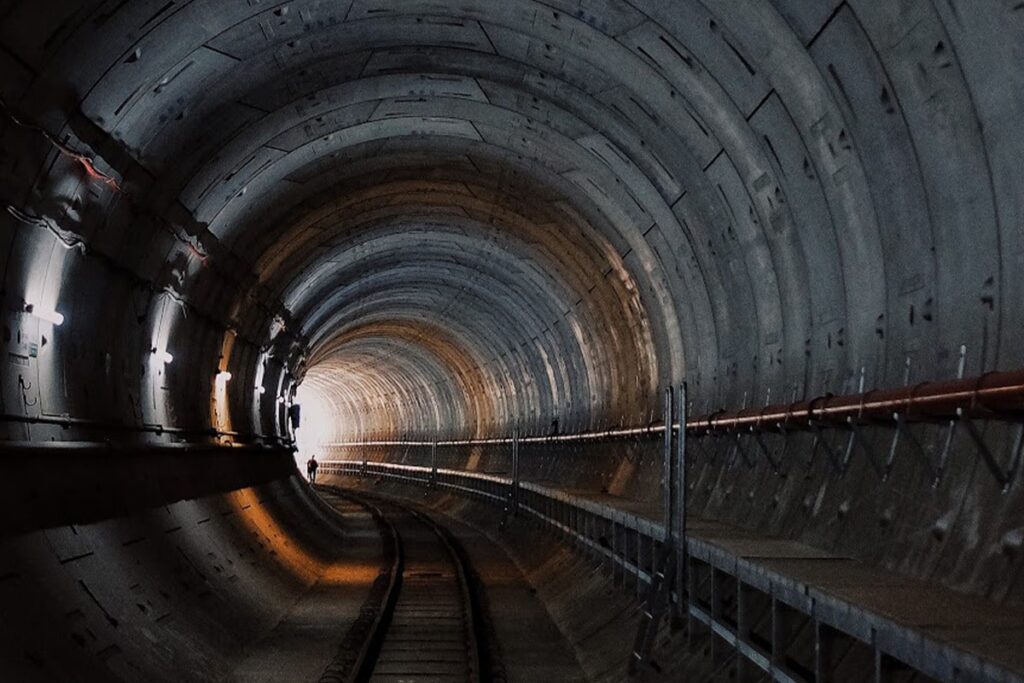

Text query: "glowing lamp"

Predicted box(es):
[152, 348, 173, 364]
[216, 370, 232, 383]
[25, 303, 64, 326]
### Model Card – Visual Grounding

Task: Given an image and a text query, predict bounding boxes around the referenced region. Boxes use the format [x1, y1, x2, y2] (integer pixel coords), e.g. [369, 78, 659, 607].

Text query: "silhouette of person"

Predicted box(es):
[306, 455, 319, 483]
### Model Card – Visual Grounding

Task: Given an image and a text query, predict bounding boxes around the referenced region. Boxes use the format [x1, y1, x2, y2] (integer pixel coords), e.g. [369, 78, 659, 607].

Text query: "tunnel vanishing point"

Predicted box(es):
[1, 1, 1024, 681]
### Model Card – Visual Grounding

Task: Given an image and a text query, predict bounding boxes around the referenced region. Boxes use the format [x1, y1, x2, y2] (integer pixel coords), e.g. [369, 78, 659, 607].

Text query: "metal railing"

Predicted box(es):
[320, 458, 1022, 683]
[316, 370, 1024, 682]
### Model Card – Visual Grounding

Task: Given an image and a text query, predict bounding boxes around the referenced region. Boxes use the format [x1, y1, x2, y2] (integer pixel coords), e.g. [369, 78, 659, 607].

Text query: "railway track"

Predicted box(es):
[315, 485, 498, 683]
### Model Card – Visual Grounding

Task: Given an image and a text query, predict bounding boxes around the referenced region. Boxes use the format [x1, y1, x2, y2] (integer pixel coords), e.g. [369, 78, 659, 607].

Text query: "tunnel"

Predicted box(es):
[1, 0, 1023, 681]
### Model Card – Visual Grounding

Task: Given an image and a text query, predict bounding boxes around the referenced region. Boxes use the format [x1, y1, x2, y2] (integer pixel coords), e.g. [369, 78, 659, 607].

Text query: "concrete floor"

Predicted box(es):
[226, 499, 383, 682]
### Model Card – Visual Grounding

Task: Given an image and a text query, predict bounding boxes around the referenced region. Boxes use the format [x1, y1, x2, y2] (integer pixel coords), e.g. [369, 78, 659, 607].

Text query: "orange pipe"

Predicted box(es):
[693, 370, 1024, 432]
[325, 370, 1024, 447]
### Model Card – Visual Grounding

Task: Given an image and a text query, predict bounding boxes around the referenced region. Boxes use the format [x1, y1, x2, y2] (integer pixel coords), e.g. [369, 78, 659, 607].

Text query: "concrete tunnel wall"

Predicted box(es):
[0, 0, 1023, 678]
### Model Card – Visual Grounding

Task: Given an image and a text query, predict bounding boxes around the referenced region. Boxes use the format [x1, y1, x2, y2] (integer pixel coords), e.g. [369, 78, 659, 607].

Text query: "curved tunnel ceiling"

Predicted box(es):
[1, 0, 1021, 448]
[1, 4, 1024, 679]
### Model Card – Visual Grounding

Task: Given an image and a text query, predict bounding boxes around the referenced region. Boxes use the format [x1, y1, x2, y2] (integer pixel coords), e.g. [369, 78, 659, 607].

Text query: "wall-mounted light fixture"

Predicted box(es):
[216, 370, 232, 383]
[151, 348, 173, 364]
[257, 385, 266, 394]
[24, 302, 64, 326]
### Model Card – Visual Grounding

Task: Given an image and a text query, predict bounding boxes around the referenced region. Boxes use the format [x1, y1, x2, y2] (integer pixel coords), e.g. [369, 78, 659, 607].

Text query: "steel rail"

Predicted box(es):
[318, 486, 484, 683]
[315, 487, 403, 683]
[403, 505, 483, 683]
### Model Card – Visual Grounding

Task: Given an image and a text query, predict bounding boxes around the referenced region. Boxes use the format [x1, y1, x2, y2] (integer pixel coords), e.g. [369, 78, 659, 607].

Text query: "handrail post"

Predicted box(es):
[675, 381, 688, 623]
[511, 427, 521, 515]
[431, 440, 438, 488]
[663, 387, 675, 543]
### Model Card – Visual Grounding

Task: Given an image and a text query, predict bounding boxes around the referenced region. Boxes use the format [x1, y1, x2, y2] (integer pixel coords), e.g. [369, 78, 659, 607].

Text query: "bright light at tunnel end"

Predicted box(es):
[294, 382, 331, 467]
